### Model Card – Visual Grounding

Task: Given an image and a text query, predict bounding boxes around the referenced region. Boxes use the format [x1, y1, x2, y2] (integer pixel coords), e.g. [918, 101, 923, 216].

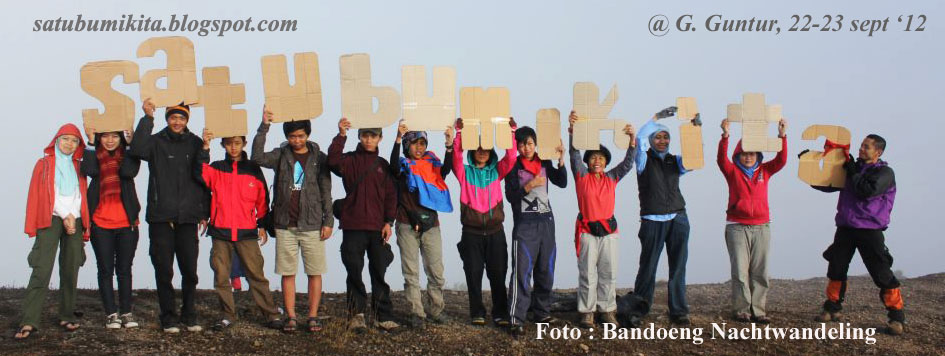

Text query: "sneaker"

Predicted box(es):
[185, 324, 203, 332]
[494, 318, 510, 328]
[815, 310, 841, 322]
[535, 316, 560, 325]
[427, 313, 449, 325]
[470, 317, 486, 326]
[886, 320, 904, 335]
[348, 313, 368, 333]
[579, 313, 594, 329]
[213, 319, 232, 331]
[599, 311, 618, 325]
[120, 313, 139, 328]
[733, 313, 751, 323]
[509, 324, 525, 337]
[670, 315, 691, 326]
[374, 320, 401, 331]
[163, 326, 181, 334]
[105, 313, 122, 329]
[407, 315, 425, 328]
[751, 315, 771, 324]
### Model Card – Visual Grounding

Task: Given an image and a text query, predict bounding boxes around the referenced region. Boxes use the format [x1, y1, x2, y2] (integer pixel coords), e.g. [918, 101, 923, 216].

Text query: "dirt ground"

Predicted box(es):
[1, 273, 943, 356]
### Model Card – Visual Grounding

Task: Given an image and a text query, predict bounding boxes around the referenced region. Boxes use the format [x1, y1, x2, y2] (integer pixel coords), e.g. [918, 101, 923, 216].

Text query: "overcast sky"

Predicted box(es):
[1, 0, 941, 294]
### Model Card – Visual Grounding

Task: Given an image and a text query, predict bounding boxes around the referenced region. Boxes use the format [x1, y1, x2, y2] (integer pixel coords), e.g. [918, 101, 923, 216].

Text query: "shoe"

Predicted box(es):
[105, 313, 122, 329]
[268, 318, 285, 330]
[886, 320, 904, 335]
[213, 319, 232, 331]
[627, 314, 643, 328]
[374, 320, 401, 331]
[579, 313, 594, 329]
[509, 324, 526, 337]
[815, 310, 841, 322]
[494, 318, 511, 328]
[305, 317, 322, 333]
[733, 313, 752, 323]
[163, 326, 181, 334]
[348, 313, 368, 333]
[427, 313, 449, 325]
[751, 315, 770, 324]
[120, 313, 139, 328]
[670, 315, 691, 326]
[185, 324, 203, 332]
[535, 316, 560, 325]
[599, 311, 618, 325]
[471, 317, 486, 326]
[407, 315, 425, 328]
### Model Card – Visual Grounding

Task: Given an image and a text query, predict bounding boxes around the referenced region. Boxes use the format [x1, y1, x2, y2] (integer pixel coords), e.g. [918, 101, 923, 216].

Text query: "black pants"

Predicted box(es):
[340, 230, 394, 320]
[457, 230, 509, 320]
[149, 222, 199, 327]
[823, 227, 903, 321]
[90, 225, 139, 315]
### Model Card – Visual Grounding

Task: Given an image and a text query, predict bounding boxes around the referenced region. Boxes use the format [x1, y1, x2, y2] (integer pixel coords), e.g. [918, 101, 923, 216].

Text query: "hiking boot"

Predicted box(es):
[733, 313, 752, 323]
[428, 313, 449, 325]
[509, 324, 526, 337]
[886, 320, 904, 336]
[470, 317, 486, 326]
[374, 320, 401, 331]
[599, 311, 618, 325]
[815, 310, 841, 322]
[120, 313, 138, 328]
[579, 313, 595, 329]
[105, 313, 122, 329]
[407, 315, 425, 328]
[670, 315, 691, 326]
[751, 315, 771, 324]
[348, 313, 368, 333]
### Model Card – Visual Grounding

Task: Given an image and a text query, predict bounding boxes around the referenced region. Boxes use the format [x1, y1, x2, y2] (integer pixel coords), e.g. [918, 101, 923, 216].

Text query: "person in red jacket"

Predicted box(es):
[17, 123, 90, 340]
[198, 130, 284, 331]
[717, 118, 787, 324]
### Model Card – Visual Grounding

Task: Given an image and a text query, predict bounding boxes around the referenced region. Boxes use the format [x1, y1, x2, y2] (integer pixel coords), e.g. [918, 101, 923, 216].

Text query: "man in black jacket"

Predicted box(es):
[129, 99, 210, 333]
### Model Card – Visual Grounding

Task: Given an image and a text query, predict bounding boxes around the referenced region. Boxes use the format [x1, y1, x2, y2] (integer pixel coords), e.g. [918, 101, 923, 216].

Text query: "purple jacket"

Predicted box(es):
[833, 160, 896, 229]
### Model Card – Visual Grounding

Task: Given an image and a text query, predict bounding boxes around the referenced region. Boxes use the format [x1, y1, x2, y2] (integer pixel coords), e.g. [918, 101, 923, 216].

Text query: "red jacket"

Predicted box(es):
[717, 135, 787, 225]
[197, 151, 269, 242]
[25, 124, 90, 240]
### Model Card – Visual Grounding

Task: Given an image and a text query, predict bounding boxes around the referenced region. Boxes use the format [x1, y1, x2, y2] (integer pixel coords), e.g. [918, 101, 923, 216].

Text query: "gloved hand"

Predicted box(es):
[654, 106, 677, 119]
[691, 113, 702, 126]
[842, 154, 857, 175]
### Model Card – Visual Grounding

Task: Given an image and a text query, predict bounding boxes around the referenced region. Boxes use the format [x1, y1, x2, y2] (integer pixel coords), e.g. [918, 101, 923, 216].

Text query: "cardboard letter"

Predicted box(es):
[136, 36, 199, 107]
[727, 93, 782, 152]
[261, 52, 323, 123]
[340, 53, 400, 128]
[195, 67, 246, 138]
[81, 60, 140, 132]
[571, 82, 629, 150]
[536, 108, 562, 160]
[675, 97, 704, 170]
[459, 87, 512, 150]
[798, 125, 851, 188]
[402, 65, 456, 131]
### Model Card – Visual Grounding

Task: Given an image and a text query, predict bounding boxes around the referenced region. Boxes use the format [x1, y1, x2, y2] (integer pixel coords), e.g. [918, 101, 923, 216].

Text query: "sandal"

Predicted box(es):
[14, 325, 36, 340]
[306, 317, 322, 333]
[59, 321, 80, 332]
[283, 317, 298, 333]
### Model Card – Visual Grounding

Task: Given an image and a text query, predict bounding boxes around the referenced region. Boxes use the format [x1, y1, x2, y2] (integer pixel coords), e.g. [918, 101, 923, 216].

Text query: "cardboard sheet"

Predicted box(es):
[727, 93, 783, 152]
[571, 82, 629, 150]
[195, 66, 246, 138]
[676, 97, 698, 120]
[679, 122, 704, 170]
[798, 124, 852, 187]
[402, 65, 456, 131]
[459, 87, 511, 150]
[536, 108, 561, 160]
[81, 60, 140, 133]
[340, 53, 400, 129]
[136, 36, 199, 107]
[260, 52, 323, 123]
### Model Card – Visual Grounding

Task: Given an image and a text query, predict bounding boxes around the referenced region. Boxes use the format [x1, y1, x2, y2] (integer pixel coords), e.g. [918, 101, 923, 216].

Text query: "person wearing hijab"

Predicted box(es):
[18, 123, 89, 339]
[717, 118, 788, 324]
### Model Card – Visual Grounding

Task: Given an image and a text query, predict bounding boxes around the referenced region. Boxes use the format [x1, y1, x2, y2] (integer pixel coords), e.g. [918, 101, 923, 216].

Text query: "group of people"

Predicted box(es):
[15, 99, 905, 340]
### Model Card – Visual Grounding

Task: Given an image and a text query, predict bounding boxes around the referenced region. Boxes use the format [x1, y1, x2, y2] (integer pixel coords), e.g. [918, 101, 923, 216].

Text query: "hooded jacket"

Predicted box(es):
[816, 160, 897, 230]
[25, 124, 91, 240]
[717, 135, 788, 225]
[452, 128, 517, 235]
[81, 141, 141, 229]
[327, 134, 396, 232]
[197, 151, 270, 242]
[129, 115, 210, 224]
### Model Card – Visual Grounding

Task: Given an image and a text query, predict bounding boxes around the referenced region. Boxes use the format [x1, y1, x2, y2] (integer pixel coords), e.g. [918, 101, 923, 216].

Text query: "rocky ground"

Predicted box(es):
[1, 273, 943, 356]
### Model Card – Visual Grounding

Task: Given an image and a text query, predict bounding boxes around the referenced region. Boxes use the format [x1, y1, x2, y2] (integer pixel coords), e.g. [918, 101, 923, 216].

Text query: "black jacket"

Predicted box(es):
[80, 148, 142, 227]
[129, 115, 210, 224]
[637, 149, 686, 216]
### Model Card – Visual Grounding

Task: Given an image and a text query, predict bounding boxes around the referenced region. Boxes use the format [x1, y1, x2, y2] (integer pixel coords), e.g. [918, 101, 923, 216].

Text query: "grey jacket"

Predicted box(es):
[251, 122, 333, 231]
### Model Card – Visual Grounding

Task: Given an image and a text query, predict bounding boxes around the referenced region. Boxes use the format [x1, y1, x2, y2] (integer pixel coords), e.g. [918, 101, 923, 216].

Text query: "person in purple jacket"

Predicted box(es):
[810, 134, 904, 336]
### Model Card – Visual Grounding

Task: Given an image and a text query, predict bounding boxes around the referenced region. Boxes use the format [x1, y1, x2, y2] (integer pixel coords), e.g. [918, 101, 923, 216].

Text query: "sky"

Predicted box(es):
[0, 0, 942, 294]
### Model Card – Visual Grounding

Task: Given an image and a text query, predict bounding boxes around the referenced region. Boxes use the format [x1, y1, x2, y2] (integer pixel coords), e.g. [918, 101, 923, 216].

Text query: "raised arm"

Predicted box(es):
[497, 121, 519, 179]
[763, 119, 789, 175]
[452, 119, 466, 183]
[327, 118, 351, 176]
[440, 126, 455, 178]
[606, 146, 636, 181]
[251, 113, 281, 169]
[568, 133, 588, 178]
[129, 99, 157, 161]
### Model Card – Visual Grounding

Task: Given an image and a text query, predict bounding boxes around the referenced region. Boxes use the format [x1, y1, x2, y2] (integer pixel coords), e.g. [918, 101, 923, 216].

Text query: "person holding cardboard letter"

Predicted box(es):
[811, 134, 905, 335]
[197, 129, 285, 332]
[129, 99, 210, 333]
[567, 111, 635, 329]
[81, 125, 142, 330]
[328, 118, 399, 332]
[717, 118, 788, 324]
[16, 124, 89, 340]
[621, 106, 694, 327]
[504, 126, 568, 336]
[451, 117, 517, 328]
[252, 108, 334, 333]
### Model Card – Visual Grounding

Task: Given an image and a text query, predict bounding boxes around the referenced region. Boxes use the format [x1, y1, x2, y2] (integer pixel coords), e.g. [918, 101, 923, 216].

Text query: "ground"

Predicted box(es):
[1, 274, 943, 356]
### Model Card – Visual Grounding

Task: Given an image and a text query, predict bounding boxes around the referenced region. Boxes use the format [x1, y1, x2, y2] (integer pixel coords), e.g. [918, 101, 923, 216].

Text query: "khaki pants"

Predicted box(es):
[577, 233, 618, 313]
[395, 223, 446, 318]
[210, 238, 280, 321]
[21, 217, 86, 327]
[724, 223, 771, 317]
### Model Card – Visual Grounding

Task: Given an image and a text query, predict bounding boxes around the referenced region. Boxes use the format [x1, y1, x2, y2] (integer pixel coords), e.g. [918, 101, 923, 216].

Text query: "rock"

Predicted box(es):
[579, 344, 589, 353]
